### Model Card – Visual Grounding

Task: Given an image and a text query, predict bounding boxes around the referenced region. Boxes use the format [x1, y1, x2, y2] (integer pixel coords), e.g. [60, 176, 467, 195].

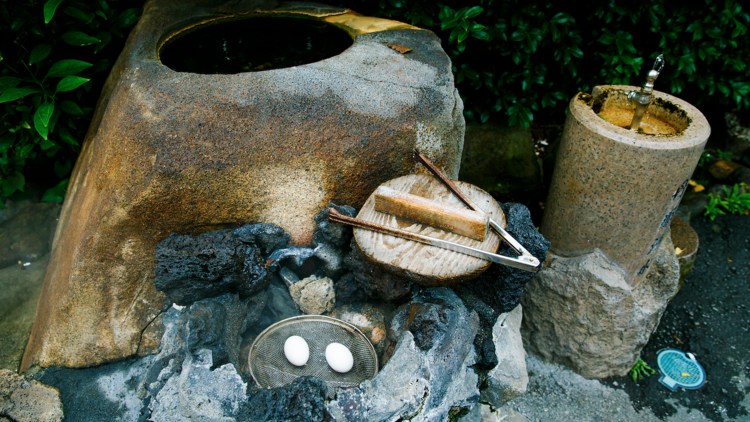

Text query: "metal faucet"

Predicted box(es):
[627, 54, 665, 132]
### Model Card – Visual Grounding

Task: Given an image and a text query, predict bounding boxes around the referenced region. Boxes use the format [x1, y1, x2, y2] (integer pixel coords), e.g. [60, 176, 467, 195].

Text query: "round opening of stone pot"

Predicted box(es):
[160, 15, 353, 74]
[588, 89, 691, 136]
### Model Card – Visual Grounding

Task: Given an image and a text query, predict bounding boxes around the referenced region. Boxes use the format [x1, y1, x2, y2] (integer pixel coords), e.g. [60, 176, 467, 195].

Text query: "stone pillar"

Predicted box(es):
[525, 86, 708, 377]
[541, 86, 709, 285]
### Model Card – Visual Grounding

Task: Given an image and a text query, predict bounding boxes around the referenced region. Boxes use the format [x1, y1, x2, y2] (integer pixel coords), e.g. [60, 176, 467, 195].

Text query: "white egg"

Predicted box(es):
[325, 343, 354, 373]
[283, 336, 309, 367]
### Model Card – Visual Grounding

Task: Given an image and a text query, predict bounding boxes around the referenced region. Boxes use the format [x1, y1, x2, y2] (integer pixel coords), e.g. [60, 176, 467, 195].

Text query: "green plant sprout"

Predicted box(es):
[704, 183, 750, 221]
[630, 359, 656, 382]
[698, 150, 732, 167]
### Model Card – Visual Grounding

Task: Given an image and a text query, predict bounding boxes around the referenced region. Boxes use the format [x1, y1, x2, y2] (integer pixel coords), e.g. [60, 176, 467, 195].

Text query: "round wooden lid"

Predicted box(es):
[353, 174, 505, 287]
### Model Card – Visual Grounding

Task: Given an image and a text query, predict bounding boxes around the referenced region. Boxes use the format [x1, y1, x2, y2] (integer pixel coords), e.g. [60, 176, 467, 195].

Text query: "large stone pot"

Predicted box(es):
[22, 1, 464, 370]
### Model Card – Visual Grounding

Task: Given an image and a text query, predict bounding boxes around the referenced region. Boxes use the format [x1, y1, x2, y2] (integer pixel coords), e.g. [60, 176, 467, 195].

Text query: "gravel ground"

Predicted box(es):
[503, 213, 750, 422]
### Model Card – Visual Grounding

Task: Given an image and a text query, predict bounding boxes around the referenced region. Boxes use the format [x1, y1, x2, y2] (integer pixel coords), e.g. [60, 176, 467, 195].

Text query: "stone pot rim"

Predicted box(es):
[569, 84, 711, 151]
[155, 7, 421, 76]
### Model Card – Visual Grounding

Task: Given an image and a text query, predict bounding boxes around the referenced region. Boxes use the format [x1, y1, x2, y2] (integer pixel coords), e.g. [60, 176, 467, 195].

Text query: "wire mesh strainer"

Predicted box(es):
[248, 315, 378, 393]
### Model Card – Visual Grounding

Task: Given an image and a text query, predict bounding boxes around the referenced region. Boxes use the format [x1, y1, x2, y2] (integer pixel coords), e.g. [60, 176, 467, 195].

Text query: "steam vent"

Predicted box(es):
[22, 1, 465, 370]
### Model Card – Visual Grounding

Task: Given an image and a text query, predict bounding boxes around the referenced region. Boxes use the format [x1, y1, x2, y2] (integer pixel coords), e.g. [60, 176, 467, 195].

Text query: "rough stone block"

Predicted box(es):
[154, 230, 271, 305]
[480, 305, 528, 407]
[288, 275, 335, 315]
[0, 370, 63, 422]
[22, 0, 464, 370]
[521, 232, 680, 378]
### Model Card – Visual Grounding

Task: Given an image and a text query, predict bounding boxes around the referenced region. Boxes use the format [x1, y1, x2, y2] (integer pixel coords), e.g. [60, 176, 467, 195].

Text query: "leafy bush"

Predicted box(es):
[0, 0, 140, 207]
[339, 0, 749, 127]
[704, 183, 750, 220]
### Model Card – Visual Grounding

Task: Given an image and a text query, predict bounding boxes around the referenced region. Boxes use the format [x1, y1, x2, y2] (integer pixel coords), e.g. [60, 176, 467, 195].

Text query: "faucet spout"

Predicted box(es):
[628, 54, 664, 132]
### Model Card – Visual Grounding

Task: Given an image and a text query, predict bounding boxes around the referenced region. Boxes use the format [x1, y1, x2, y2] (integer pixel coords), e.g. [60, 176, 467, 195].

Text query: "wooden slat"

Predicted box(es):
[374, 186, 488, 241]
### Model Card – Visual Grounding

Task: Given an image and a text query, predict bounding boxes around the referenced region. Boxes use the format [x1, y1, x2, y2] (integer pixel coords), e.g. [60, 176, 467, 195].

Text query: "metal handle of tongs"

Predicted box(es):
[328, 209, 539, 271]
[413, 149, 541, 272]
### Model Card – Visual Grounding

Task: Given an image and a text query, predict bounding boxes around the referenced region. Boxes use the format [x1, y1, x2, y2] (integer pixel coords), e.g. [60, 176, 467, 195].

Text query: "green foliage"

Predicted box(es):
[704, 183, 750, 220]
[629, 359, 656, 382]
[339, 0, 750, 127]
[698, 149, 732, 167]
[0, 0, 141, 202]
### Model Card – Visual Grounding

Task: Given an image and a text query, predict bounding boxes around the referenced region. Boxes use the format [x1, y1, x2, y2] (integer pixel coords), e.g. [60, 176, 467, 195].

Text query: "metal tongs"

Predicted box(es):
[327, 150, 541, 272]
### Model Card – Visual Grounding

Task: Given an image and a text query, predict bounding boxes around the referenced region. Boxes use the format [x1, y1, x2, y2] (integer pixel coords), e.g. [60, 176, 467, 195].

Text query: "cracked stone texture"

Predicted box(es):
[480, 305, 528, 407]
[455, 202, 550, 369]
[328, 288, 480, 422]
[0, 370, 63, 422]
[239, 376, 331, 422]
[149, 349, 248, 422]
[30, 291, 264, 421]
[22, 0, 464, 371]
[289, 275, 335, 315]
[232, 223, 290, 256]
[522, 231, 680, 378]
[154, 229, 272, 305]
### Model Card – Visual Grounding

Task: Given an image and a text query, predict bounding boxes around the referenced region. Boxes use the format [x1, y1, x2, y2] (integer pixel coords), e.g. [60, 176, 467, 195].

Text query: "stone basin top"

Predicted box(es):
[22, 0, 465, 371]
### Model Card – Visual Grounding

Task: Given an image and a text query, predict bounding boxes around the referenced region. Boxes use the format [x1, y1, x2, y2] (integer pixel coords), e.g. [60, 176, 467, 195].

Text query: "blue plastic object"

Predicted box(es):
[656, 348, 706, 391]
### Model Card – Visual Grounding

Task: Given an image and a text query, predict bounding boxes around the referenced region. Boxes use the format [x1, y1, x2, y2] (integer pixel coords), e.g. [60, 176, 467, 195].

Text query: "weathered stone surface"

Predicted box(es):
[481, 305, 528, 407]
[314, 243, 345, 279]
[232, 223, 290, 255]
[289, 275, 335, 315]
[340, 239, 416, 303]
[334, 273, 369, 304]
[541, 86, 709, 285]
[239, 377, 331, 422]
[155, 230, 271, 305]
[312, 204, 357, 248]
[328, 303, 388, 356]
[522, 232, 680, 378]
[149, 349, 247, 422]
[0, 370, 63, 422]
[32, 291, 265, 421]
[460, 404, 530, 422]
[0, 256, 49, 371]
[457, 203, 551, 313]
[329, 288, 480, 422]
[23, 0, 464, 370]
[0, 202, 59, 269]
[459, 121, 542, 196]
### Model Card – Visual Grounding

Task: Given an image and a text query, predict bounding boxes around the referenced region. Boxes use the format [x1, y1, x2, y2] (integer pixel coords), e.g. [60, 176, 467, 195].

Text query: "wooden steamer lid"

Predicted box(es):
[353, 174, 505, 287]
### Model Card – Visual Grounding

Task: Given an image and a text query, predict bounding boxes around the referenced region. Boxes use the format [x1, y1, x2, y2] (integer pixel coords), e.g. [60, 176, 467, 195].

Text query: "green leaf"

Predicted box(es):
[29, 45, 53, 65]
[60, 31, 101, 46]
[40, 138, 56, 150]
[34, 102, 55, 140]
[115, 8, 140, 27]
[46, 60, 93, 79]
[56, 76, 90, 93]
[42, 179, 69, 203]
[64, 6, 94, 22]
[1, 171, 25, 197]
[54, 160, 72, 178]
[44, 0, 66, 24]
[60, 100, 84, 115]
[464, 6, 484, 19]
[0, 88, 41, 103]
[0, 77, 22, 93]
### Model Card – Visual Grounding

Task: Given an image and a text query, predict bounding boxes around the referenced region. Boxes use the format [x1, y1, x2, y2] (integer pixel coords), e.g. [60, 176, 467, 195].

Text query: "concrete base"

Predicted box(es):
[521, 231, 679, 379]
